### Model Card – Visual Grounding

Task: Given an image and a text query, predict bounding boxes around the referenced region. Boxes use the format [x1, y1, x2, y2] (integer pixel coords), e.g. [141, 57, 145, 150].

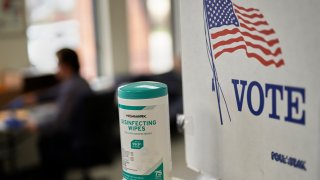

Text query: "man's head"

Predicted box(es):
[56, 48, 80, 80]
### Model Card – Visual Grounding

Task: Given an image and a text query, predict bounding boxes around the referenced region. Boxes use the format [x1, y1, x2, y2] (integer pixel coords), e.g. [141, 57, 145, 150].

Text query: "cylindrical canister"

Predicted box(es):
[118, 81, 172, 180]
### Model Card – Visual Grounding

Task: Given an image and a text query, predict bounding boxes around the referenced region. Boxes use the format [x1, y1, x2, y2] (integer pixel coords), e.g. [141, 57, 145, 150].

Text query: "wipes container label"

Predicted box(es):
[119, 97, 171, 180]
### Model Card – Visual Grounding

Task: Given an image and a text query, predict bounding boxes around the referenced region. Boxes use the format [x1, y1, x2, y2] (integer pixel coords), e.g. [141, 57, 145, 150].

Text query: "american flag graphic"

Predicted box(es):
[204, 0, 285, 67]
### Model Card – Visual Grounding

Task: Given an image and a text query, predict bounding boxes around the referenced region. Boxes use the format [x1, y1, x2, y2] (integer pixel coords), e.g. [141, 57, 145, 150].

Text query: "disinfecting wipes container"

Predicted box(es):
[118, 81, 172, 180]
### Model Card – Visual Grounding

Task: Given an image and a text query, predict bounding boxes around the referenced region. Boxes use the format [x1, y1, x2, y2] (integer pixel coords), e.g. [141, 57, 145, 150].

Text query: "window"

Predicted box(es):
[25, 0, 97, 79]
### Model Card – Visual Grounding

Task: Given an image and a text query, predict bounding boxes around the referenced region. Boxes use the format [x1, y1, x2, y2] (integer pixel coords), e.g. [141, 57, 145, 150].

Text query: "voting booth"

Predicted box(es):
[180, 0, 320, 179]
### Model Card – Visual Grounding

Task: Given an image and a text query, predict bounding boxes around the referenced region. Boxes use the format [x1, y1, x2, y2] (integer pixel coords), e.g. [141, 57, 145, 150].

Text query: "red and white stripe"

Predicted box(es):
[210, 3, 285, 67]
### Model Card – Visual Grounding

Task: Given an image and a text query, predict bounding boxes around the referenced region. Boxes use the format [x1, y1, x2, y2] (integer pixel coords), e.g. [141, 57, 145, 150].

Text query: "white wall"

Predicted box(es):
[109, 0, 130, 76]
[94, 0, 130, 77]
[0, 0, 29, 73]
[0, 36, 29, 72]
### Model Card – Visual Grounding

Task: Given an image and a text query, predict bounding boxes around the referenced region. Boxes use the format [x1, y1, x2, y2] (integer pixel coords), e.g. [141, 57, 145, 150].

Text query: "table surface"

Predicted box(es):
[0, 103, 56, 132]
[0, 109, 29, 122]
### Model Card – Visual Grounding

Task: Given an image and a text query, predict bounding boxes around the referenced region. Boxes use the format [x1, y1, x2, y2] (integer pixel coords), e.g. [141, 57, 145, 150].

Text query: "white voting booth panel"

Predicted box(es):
[180, 0, 320, 179]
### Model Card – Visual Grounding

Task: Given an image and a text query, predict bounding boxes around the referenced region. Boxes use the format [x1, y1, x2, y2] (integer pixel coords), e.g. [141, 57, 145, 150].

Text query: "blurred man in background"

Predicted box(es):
[21, 48, 93, 180]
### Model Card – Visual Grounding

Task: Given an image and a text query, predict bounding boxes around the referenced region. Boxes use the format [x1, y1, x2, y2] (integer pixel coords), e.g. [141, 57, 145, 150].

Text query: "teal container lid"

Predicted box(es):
[118, 81, 168, 99]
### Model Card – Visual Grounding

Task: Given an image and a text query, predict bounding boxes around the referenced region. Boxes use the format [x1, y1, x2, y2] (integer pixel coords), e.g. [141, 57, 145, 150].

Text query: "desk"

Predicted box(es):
[0, 109, 28, 130]
[0, 103, 56, 175]
[0, 103, 57, 131]
[0, 109, 29, 175]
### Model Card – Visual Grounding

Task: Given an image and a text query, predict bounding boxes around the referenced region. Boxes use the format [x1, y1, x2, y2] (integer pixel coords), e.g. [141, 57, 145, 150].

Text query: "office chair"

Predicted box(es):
[68, 90, 119, 180]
